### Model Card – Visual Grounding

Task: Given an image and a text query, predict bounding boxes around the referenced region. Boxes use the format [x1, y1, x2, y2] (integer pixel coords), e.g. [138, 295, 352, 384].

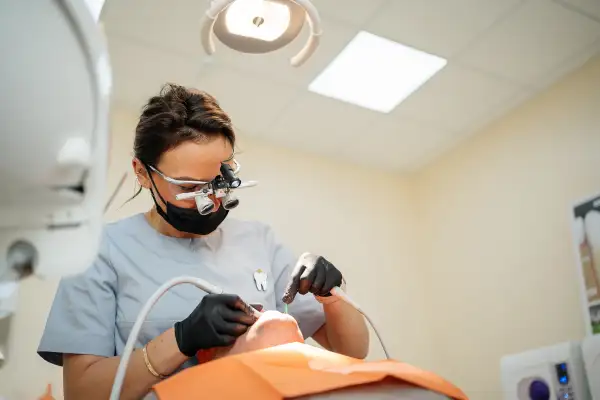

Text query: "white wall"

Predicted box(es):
[0, 108, 431, 399]
[414, 55, 600, 399]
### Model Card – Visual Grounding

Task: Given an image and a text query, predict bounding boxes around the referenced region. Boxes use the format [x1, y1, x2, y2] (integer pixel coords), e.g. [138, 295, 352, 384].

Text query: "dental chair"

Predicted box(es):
[144, 311, 466, 400]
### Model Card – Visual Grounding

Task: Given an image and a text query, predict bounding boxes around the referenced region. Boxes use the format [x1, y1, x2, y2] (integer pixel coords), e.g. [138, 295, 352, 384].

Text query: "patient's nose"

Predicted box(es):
[259, 310, 296, 323]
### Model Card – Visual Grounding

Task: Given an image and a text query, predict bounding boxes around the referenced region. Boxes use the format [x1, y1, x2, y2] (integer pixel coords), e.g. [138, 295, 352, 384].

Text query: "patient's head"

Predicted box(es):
[214, 310, 304, 359]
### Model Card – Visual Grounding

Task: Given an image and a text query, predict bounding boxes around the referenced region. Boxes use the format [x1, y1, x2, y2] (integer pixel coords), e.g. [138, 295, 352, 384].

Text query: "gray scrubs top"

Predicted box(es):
[37, 214, 326, 368]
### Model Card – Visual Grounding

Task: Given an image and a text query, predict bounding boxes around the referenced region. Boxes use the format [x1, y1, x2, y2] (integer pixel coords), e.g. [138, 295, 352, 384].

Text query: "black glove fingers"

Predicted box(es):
[214, 334, 237, 347]
[282, 265, 305, 304]
[220, 306, 257, 326]
[229, 295, 258, 318]
[214, 319, 250, 338]
[176, 293, 259, 356]
[309, 264, 326, 296]
[282, 254, 344, 302]
[322, 259, 343, 295]
[298, 263, 317, 295]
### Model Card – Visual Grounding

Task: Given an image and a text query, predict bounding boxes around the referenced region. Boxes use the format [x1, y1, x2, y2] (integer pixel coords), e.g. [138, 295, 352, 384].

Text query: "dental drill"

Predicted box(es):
[289, 252, 391, 361]
[109, 261, 392, 399]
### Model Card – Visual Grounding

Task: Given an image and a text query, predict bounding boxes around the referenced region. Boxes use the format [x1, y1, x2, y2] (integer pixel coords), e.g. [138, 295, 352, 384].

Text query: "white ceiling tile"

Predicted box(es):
[462, 88, 535, 137]
[194, 65, 300, 136]
[207, 17, 359, 88]
[365, 0, 525, 58]
[263, 92, 379, 158]
[395, 64, 529, 133]
[340, 115, 459, 171]
[311, 0, 390, 27]
[457, 0, 600, 86]
[107, 35, 201, 109]
[534, 38, 600, 89]
[102, 0, 209, 60]
[554, 0, 600, 20]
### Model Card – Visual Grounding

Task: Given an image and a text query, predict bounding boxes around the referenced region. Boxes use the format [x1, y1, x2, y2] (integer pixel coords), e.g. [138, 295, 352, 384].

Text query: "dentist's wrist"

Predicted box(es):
[315, 278, 346, 304]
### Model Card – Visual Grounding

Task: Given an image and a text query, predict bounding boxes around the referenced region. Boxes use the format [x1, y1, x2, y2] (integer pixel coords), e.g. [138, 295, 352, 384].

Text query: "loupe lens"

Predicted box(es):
[223, 193, 239, 210]
[195, 195, 215, 215]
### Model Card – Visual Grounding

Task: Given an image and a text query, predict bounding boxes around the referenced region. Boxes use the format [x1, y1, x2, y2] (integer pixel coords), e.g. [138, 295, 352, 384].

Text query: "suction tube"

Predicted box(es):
[109, 277, 224, 400]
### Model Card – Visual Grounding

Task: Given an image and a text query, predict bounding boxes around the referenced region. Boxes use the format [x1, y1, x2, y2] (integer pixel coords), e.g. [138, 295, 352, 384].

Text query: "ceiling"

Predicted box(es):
[101, 0, 600, 172]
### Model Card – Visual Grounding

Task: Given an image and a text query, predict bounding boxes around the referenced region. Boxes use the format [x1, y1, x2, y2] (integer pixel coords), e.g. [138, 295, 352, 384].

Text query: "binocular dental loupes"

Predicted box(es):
[175, 160, 258, 215]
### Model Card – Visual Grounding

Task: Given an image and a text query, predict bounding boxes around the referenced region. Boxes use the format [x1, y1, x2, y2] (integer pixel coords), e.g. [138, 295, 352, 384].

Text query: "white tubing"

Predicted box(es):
[331, 286, 392, 360]
[109, 277, 224, 400]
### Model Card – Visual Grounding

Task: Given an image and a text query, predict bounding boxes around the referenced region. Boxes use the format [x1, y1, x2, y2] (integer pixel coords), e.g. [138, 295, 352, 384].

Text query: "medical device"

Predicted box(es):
[582, 334, 600, 399]
[109, 255, 392, 400]
[170, 160, 259, 215]
[201, 0, 323, 67]
[500, 341, 592, 400]
[0, 0, 111, 367]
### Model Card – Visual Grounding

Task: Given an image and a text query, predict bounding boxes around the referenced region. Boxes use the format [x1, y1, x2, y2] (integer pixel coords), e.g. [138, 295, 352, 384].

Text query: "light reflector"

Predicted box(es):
[309, 31, 448, 113]
[225, 0, 291, 42]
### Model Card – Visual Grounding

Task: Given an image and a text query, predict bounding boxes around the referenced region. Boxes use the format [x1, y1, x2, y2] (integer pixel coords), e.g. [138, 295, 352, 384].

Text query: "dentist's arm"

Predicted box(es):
[64, 294, 257, 400]
[312, 295, 369, 359]
[282, 253, 369, 359]
[63, 328, 186, 400]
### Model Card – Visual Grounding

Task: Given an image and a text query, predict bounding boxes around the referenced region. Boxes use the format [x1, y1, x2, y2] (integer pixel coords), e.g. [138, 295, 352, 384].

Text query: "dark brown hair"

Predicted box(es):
[134, 83, 236, 166]
[130, 83, 235, 200]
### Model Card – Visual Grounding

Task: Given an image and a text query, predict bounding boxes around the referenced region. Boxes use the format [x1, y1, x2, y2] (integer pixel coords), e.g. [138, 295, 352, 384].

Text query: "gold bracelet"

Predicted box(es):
[142, 344, 166, 379]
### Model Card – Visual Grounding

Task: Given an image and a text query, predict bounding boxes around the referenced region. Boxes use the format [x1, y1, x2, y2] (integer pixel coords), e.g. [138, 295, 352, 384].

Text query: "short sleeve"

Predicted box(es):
[265, 225, 326, 339]
[37, 231, 118, 366]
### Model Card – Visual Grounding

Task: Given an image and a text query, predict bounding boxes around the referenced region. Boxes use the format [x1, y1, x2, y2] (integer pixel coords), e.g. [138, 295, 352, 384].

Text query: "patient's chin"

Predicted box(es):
[214, 310, 304, 359]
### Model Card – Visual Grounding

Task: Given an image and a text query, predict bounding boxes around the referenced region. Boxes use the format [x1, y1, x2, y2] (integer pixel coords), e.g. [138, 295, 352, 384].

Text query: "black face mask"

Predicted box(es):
[146, 167, 229, 235]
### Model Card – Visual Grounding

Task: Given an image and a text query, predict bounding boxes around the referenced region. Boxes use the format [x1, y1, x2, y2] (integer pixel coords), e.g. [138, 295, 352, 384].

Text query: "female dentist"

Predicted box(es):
[37, 84, 369, 400]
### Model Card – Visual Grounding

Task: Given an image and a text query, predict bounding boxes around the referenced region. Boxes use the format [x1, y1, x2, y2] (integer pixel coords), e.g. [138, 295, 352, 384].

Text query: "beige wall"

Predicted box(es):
[414, 55, 600, 399]
[0, 108, 431, 399]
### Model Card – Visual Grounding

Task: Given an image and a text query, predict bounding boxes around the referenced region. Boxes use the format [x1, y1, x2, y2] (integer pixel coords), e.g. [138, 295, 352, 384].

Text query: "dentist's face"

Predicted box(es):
[134, 136, 234, 210]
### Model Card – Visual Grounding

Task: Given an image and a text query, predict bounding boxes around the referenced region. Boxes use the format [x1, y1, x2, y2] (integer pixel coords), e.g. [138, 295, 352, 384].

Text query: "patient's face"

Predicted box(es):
[214, 310, 304, 359]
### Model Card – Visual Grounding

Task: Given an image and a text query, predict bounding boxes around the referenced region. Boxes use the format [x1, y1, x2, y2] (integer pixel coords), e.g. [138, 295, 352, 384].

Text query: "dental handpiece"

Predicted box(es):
[285, 253, 391, 360]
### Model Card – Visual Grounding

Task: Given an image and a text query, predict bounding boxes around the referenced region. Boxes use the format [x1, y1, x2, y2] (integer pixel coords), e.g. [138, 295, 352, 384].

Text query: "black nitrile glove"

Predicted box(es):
[174, 293, 258, 357]
[282, 254, 343, 304]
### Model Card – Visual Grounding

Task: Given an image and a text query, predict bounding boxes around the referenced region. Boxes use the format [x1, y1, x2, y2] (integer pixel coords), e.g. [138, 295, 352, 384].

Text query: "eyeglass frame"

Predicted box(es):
[146, 159, 240, 186]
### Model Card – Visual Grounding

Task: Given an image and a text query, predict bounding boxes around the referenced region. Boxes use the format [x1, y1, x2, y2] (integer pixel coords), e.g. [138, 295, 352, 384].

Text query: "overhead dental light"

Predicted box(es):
[200, 0, 322, 67]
